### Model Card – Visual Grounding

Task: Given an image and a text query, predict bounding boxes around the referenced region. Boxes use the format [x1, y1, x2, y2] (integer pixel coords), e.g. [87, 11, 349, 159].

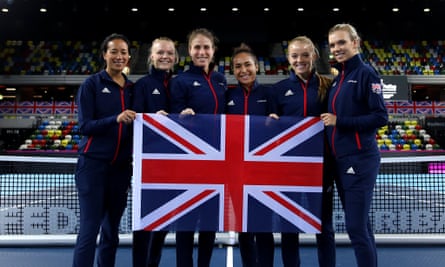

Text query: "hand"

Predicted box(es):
[265, 113, 279, 126]
[268, 113, 279, 120]
[320, 113, 337, 126]
[180, 108, 195, 115]
[156, 110, 169, 116]
[117, 109, 136, 124]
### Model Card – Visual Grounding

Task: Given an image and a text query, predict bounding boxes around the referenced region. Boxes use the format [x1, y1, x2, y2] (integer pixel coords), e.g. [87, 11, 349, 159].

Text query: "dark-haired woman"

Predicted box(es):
[72, 33, 136, 267]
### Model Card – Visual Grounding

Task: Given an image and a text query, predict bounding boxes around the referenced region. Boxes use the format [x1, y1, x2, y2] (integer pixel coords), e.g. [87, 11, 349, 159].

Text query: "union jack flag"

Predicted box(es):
[434, 101, 445, 115]
[132, 113, 324, 233]
[16, 101, 34, 114]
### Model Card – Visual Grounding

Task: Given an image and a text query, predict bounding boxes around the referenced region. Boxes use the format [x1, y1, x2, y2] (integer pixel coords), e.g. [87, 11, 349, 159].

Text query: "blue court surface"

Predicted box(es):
[1, 243, 445, 267]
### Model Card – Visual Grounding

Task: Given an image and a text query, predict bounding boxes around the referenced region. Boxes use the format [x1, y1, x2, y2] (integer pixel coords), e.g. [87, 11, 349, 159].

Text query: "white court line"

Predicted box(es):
[226, 245, 233, 267]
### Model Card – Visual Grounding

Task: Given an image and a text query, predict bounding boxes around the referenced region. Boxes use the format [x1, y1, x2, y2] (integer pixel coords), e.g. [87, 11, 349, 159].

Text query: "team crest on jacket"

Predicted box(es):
[371, 83, 383, 94]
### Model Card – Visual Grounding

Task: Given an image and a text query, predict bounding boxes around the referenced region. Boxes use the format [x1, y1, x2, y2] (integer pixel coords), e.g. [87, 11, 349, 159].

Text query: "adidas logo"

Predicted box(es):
[227, 100, 235, 106]
[284, 89, 294, 96]
[152, 88, 161, 95]
[193, 81, 201, 87]
[102, 87, 111, 93]
[346, 167, 355, 175]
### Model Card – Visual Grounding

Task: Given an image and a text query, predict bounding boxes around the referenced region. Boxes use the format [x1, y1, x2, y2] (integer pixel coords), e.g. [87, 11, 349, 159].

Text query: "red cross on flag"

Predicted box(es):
[132, 113, 324, 233]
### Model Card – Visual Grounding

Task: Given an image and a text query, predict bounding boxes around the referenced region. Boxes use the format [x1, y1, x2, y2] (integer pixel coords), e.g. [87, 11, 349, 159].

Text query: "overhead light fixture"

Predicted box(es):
[424, 0, 431, 13]
[2, 95, 16, 99]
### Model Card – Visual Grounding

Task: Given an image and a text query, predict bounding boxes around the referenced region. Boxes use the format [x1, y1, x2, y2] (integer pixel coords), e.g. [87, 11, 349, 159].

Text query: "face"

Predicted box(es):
[103, 39, 129, 73]
[232, 52, 258, 88]
[189, 34, 214, 70]
[287, 41, 315, 77]
[151, 40, 176, 71]
[328, 30, 358, 63]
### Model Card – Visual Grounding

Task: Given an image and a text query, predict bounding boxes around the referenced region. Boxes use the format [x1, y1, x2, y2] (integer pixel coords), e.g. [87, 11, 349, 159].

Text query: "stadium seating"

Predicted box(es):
[1, 39, 444, 76]
[362, 40, 445, 75]
[10, 115, 443, 153]
[1, 38, 445, 152]
[377, 117, 442, 151]
[17, 116, 80, 152]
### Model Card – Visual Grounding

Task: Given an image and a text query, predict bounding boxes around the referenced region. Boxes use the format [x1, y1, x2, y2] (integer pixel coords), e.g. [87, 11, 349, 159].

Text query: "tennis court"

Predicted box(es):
[1, 154, 445, 266]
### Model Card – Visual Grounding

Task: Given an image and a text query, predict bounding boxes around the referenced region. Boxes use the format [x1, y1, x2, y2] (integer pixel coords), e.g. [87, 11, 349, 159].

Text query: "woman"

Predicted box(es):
[271, 35, 336, 267]
[226, 43, 275, 267]
[320, 23, 388, 267]
[72, 33, 136, 267]
[132, 36, 179, 267]
[169, 28, 227, 267]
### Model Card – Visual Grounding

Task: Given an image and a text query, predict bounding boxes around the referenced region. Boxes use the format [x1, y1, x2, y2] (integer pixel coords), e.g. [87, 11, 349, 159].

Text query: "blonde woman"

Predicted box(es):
[321, 23, 388, 267]
[271, 35, 335, 267]
[132, 36, 179, 267]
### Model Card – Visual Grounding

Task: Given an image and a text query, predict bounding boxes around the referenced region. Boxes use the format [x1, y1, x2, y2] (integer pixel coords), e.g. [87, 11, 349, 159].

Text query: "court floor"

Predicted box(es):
[1, 243, 445, 267]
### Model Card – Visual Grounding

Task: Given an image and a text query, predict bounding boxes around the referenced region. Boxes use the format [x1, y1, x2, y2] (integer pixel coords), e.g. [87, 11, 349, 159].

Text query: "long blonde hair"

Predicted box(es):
[287, 36, 330, 102]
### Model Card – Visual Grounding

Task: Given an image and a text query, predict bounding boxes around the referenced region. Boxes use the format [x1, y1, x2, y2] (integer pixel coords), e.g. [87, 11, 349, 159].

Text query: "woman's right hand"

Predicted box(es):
[180, 108, 195, 115]
[117, 109, 136, 124]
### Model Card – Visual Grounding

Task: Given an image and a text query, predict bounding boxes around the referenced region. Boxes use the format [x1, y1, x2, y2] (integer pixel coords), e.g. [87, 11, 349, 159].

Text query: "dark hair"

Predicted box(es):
[100, 33, 130, 54]
[100, 33, 130, 68]
[231, 42, 258, 66]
